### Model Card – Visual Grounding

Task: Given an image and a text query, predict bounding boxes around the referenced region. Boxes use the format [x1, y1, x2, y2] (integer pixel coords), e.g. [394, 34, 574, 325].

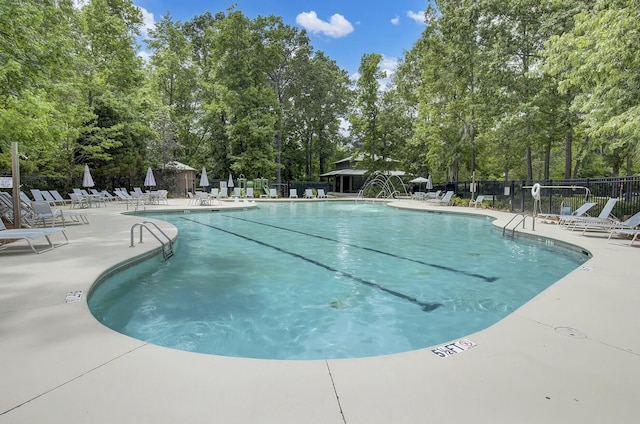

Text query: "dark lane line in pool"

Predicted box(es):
[181, 217, 442, 313]
[221, 214, 498, 283]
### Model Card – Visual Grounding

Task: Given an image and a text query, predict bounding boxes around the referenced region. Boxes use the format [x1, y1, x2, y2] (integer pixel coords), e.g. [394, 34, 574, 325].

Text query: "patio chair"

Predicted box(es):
[157, 190, 169, 205]
[304, 189, 315, 198]
[269, 188, 278, 198]
[289, 188, 298, 198]
[538, 202, 596, 223]
[469, 195, 485, 208]
[563, 198, 618, 229]
[114, 190, 145, 211]
[0, 219, 68, 254]
[246, 187, 254, 198]
[40, 190, 60, 206]
[425, 190, 442, 200]
[219, 187, 228, 199]
[31, 201, 89, 227]
[427, 191, 454, 206]
[69, 193, 88, 209]
[608, 227, 640, 246]
[317, 189, 328, 198]
[574, 210, 640, 236]
[0, 192, 36, 226]
[234, 187, 241, 198]
[197, 191, 210, 206]
[30, 189, 46, 203]
[49, 190, 68, 206]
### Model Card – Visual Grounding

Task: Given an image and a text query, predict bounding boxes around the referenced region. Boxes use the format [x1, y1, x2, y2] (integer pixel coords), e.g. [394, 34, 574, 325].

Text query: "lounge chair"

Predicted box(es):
[269, 188, 278, 198]
[234, 187, 241, 198]
[538, 202, 596, 223]
[219, 187, 228, 199]
[114, 190, 145, 211]
[317, 189, 328, 199]
[197, 191, 210, 206]
[0, 219, 68, 253]
[289, 189, 298, 198]
[157, 190, 169, 205]
[30, 189, 47, 203]
[246, 187, 254, 198]
[40, 190, 60, 206]
[427, 191, 454, 206]
[49, 190, 68, 206]
[304, 189, 316, 198]
[574, 210, 640, 236]
[0, 191, 35, 226]
[425, 190, 442, 200]
[469, 195, 485, 208]
[608, 228, 640, 246]
[563, 198, 618, 229]
[31, 201, 89, 227]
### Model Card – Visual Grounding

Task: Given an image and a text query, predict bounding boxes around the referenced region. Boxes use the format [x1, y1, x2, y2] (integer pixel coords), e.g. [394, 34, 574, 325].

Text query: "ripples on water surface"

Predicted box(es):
[89, 202, 587, 359]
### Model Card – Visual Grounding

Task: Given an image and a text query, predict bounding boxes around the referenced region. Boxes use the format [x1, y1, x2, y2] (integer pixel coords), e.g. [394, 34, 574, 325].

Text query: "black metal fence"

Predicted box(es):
[3, 173, 638, 217]
[440, 176, 640, 219]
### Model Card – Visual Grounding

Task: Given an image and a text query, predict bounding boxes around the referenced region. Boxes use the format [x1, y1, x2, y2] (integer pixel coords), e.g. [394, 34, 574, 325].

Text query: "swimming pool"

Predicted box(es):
[89, 202, 588, 360]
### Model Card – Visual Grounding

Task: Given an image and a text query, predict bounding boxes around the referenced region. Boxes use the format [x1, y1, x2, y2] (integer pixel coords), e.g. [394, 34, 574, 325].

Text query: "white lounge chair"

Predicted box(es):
[0, 219, 68, 253]
[469, 195, 485, 208]
[289, 189, 298, 198]
[246, 187, 254, 198]
[317, 189, 328, 198]
[49, 190, 68, 206]
[269, 188, 278, 198]
[219, 187, 228, 199]
[304, 189, 316, 198]
[563, 198, 618, 229]
[538, 202, 596, 223]
[427, 191, 454, 206]
[115, 190, 145, 211]
[31, 201, 89, 227]
[575, 210, 640, 236]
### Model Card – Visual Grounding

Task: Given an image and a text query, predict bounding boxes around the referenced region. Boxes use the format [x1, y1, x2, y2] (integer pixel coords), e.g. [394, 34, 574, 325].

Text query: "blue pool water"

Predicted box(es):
[89, 202, 588, 360]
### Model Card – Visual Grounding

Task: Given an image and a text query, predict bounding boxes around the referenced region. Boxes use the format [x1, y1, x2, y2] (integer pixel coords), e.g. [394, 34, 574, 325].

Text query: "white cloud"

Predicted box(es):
[138, 50, 151, 64]
[391, 16, 400, 25]
[407, 10, 426, 24]
[296, 11, 354, 38]
[138, 6, 156, 37]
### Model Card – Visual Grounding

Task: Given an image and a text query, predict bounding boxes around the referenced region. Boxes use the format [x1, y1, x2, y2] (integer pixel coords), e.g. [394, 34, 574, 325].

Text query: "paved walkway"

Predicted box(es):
[1, 198, 638, 423]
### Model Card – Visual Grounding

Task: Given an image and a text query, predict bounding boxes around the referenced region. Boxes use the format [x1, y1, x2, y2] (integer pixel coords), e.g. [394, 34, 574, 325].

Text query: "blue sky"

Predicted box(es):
[133, 1, 430, 77]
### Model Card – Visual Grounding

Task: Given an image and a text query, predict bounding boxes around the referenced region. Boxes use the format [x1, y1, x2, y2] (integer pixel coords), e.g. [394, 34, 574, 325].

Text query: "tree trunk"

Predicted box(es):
[564, 129, 572, 179]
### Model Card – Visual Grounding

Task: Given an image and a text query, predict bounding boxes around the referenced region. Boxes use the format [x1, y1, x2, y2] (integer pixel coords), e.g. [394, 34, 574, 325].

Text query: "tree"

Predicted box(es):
[544, 0, 640, 176]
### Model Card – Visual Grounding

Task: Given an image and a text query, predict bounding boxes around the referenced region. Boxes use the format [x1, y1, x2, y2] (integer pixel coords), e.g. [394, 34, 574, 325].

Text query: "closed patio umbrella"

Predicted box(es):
[227, 173, 234, 189]
[144, 167, 156, 188]
[426, 175, 433, 190]
[82, 165, 95, 188]
[200, 167, 209, 188]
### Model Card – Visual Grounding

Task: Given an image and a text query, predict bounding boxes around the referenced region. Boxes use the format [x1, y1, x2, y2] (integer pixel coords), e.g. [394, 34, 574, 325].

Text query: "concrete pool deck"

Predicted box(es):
[1, 197, 638, 423]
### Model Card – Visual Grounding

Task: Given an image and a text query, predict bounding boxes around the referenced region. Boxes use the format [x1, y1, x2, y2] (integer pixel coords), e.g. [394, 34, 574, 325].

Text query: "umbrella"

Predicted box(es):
[144, 167, 156, 188]
[82, 165, 95, 188]
[200, 167, 209, 187]
[409, 177, 429, 183]
[426, 175, 433, 190]
[227, 173, 234, 188]
[409, 176, 429, 192]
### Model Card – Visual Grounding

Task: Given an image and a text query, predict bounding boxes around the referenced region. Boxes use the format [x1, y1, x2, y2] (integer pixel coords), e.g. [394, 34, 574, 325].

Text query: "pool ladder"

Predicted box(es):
[130, 221, 174, 260]
[502, 213, 535, 237]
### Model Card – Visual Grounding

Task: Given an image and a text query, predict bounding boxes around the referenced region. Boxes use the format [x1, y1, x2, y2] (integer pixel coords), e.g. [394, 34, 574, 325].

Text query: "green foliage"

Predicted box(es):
[2, 0, 638, 185]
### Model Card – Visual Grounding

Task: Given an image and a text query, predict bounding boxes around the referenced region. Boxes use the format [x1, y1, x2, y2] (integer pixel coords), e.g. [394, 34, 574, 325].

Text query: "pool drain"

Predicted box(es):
[555, 327, 587, 338]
